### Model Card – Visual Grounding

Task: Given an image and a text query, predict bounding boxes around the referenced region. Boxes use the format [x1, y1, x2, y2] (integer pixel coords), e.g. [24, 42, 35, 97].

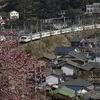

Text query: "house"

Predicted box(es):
[59, 78, 94, 96]
[0, 15, 5, 29]
[70, 36, 84, 47]
[46, 69, 64, 88]
[57, 56, 99, 76]
[79, 38, 100, 49]
[52, 57, 82, 76]
[54, 46, 76, 56]
[42, 18, 53, 23]
[85, 3, 100, 14]
[93, 81, 100, 91]
[50, 86, 75, 98]
[39, 53, 56, 62]
[68, 51, 88, 64]
[80, 62, 100, 71]
[83, 90, 100, 100]
[85, 5, 94, 14]
[9, 10, 19, 20]
[60, 60, 81, 76]
[58, 10, 67, 18]
[53, 51, 93, 76]
[0, 16, 2, 20]
[38, 53, 57, 68]
[89, 47, 100, 62]
[90, 93, 100, 100]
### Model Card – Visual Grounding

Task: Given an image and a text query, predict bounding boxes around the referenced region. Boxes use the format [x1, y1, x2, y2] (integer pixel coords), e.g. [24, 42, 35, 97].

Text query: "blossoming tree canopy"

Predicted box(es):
[0, 40, 47, 100]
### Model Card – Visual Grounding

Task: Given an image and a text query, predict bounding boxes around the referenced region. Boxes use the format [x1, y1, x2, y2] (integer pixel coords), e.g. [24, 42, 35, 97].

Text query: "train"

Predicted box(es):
[19, 24, 100, 43]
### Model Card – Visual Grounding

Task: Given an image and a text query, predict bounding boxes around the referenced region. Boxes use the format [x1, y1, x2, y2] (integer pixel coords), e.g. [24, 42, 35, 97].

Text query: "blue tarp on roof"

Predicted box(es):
[66, 85, 85, 91]
[54, 46, 75, 55]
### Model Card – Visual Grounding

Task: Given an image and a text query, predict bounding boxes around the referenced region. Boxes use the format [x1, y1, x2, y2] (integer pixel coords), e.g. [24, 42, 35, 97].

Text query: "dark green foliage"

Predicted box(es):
[0, 0, 100, 28]
[0, 0, 99, 19]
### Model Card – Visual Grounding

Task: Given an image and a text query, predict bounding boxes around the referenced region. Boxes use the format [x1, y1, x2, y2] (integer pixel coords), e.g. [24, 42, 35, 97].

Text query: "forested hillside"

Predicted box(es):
[0, 0, 99, 18]
[0, 0, 99, 27]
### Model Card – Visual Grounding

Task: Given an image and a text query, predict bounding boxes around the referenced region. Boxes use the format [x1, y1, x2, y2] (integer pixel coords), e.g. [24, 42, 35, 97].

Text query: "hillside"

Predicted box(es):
[0, 0, 100, 19]
[0, 0, 99, 30]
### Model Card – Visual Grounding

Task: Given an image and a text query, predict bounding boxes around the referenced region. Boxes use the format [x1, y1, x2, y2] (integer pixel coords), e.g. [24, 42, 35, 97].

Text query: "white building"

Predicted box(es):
[46, 74, 59, 85]
[0, 16, 2, 20]
[9, 10, 19, 20]
[86, 3, 100, 14]
[61, 64, 74, 76]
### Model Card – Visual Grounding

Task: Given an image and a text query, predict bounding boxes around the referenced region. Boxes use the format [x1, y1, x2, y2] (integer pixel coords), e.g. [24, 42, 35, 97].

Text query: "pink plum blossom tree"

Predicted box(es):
[0, 37, 47, 100]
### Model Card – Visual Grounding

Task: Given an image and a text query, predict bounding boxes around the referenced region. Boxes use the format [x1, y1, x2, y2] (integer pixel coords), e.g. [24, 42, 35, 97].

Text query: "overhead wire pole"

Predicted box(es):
[63, 16, 65, 28]
[36, 20, 39, 33]
[91, 15, 94, 35]
[30, 25, 33, 42]
[75, 91, 78, 100]
[91, 14, 97, 63]
[40, 20, 42, 41]
[39, 20, 43, 56]
[50, 22, 52, 36]
[34, 62, 37, 100]
[23, 0, 26, 30]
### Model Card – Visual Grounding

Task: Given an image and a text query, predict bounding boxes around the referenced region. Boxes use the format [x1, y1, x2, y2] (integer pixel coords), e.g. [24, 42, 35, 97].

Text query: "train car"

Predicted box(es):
[19, 24, 100, 43]
[77, 26, 83, 31]
[33, 33, 40, 40]
[41, 31, 51, 37]
[84, 25, 94, 30]
[96, 24, 100, 28]
[53, 30, 61, 35]
[19, 35, 31, 42]
[19, 33, 42, 42]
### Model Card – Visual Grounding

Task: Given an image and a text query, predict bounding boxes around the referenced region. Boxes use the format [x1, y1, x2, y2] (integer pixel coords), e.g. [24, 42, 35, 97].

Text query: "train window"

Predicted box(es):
[21, 37, 27, 39]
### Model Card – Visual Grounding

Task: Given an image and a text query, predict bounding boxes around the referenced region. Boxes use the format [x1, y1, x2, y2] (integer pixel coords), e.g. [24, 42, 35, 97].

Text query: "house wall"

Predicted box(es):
[10, 11, 19, 19]
[61, 65, 74, 75]
[87, 85, 94, 90]
[77, 89, 87, 95]
[71, 42, 80, 47]
[86, 3, 100, 14]
[89, 57, 100, 62]
[46, 75, 58, 85]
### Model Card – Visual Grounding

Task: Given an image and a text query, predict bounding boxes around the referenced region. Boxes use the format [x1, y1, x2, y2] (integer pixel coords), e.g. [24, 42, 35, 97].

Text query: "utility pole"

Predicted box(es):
[36, 20, 39, 33]
[30, 25, 33, 41]
[40, 20, 42, 41]
[10, 24, 13, 33]
[34, 62, 38, 100]
[50, 22, 52, 36]
[63, 16, 66, 28]
[17, 26, 20, 48]
[75, 91, 78, 100]
[43, 85, 47, 100]
[78, 15, 81, 26]
[23, 0, 26, 30]
[95, 34, 97, 62]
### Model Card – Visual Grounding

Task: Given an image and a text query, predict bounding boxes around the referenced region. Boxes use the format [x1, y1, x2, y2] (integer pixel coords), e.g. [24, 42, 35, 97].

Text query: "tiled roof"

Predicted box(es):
[81, 62, 100, 71]
[54, 46, 75, 55]
[42, 53, 56, 60]
[59, 78, 93, 88]
[84, 90, 100, 100]
[68, 51, 87, 62]
[52, 69, 63, 76]
[50, 86, 75, 97]
[71, 37, 83, 42]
